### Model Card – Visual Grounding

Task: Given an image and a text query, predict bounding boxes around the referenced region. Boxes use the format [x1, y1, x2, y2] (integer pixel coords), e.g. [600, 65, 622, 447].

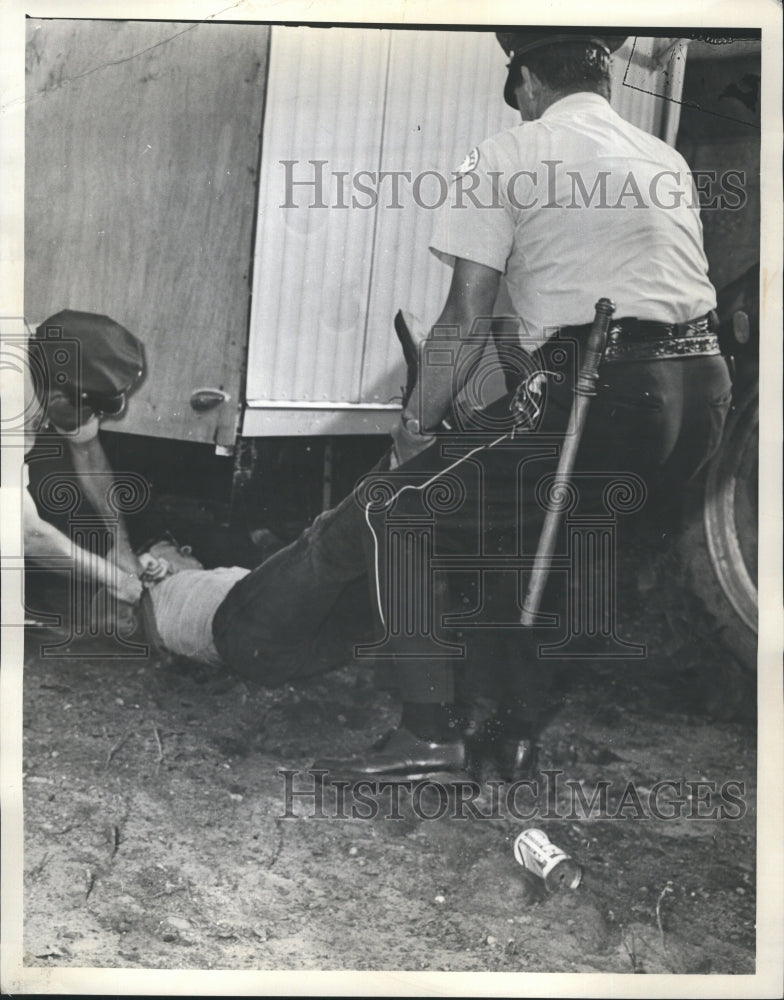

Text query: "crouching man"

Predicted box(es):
[24, 310, 147, 609]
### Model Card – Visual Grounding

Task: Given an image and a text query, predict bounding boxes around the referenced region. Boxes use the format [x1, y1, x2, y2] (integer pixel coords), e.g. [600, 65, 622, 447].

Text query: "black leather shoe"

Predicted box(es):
[468, 723, 539, 782]
[312, 726, 470, 780]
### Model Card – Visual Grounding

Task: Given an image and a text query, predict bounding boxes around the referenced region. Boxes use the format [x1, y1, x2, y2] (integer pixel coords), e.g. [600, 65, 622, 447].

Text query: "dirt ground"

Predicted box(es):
[20, 533, 758, 979]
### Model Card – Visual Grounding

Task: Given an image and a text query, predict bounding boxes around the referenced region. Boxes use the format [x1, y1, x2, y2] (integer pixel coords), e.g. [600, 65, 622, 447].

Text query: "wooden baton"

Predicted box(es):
[520, 297, 616, 626]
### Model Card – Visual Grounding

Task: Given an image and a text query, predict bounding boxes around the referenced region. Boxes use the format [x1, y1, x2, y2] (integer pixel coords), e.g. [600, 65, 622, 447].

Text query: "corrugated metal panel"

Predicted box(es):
[360, 30, 518, 405]
[246, 26, 389, 404]
[247, 27, 518, 410]
[246, 30, 687, 426]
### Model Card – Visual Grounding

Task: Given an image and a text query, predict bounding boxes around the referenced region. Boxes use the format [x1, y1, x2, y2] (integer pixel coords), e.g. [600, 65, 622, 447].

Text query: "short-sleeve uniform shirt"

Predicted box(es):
[430, 92, 717, 338]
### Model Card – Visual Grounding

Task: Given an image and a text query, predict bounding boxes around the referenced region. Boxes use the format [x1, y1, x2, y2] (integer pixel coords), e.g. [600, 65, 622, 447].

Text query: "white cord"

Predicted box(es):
[366, 432, 511, 626]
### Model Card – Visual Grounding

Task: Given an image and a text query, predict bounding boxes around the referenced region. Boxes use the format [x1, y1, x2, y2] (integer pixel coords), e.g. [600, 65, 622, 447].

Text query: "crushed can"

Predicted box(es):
[513, 828, 582, 891]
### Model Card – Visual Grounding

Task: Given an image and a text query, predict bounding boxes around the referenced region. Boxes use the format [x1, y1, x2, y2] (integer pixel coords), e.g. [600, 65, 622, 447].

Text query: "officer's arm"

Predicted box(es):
[392, 258, 501, 465]
[23, 486, 142, 604]
[420, 257, 502, 428]
[64, 425, 142, 578]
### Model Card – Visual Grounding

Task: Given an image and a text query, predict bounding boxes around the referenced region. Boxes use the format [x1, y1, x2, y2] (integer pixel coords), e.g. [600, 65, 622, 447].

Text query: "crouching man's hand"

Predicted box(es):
[110, 569, 144, 606]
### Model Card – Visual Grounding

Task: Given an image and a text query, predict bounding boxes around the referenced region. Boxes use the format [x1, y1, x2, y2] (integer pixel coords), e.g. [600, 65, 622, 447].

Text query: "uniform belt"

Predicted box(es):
[602, 314, 721, 364]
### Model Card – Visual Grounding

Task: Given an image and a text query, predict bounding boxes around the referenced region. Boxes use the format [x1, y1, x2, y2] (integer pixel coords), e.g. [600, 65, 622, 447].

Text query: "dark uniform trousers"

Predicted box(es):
[212, 326, 732, 716]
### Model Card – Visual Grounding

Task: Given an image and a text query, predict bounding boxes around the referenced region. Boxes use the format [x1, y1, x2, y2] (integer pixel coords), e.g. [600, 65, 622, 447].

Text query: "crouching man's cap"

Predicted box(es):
[33, 309, 145, 415]
[496, 30, 628, 108]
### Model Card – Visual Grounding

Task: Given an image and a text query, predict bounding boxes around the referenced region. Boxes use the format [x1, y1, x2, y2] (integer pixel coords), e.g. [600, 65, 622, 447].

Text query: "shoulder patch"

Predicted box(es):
[455, 146, 480, 175]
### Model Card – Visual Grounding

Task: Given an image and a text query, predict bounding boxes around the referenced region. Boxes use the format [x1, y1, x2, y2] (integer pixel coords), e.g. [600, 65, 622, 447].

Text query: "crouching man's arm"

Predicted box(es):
[64, 420, 142, 579]
[23, 486, 143, 605]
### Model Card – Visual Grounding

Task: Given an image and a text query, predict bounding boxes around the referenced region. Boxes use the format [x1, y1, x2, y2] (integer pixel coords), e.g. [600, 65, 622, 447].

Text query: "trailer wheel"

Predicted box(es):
[681, 385, 758, 672]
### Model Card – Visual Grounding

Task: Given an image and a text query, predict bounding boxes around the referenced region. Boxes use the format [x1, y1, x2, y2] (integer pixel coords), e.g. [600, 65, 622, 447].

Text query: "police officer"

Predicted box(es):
[306, 30, 733, 779]
[209, 32, 732, 778]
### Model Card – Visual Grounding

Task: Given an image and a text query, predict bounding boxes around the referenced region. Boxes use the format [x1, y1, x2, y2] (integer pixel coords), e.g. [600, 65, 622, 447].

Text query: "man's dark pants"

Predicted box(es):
[212, 334, 732, 722]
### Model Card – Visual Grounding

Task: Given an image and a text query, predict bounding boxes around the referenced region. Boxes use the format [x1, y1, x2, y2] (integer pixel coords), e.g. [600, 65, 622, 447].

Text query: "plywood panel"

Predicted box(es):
[25, 19, 269, 444]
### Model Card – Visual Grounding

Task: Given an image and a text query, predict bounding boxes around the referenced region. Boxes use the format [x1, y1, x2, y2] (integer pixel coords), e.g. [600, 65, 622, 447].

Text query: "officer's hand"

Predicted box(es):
[390, 413, 436, 468]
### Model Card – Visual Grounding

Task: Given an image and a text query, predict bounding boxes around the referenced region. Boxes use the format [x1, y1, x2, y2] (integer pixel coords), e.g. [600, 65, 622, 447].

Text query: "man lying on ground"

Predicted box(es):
[139, 528, 374, 685]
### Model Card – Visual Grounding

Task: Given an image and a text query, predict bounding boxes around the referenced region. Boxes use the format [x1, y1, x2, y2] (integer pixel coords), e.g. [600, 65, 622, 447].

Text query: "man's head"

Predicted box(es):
[32, 310, 145, 431]
[496, 32, 626, 118]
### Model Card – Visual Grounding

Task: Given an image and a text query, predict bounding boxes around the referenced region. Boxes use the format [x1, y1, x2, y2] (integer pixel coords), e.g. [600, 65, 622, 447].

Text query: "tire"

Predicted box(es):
[681, 384, 758, 672]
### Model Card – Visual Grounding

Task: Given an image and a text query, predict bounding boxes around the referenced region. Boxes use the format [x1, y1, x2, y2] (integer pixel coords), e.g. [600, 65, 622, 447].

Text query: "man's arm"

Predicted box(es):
[23, 486, 143, 604]
[419, 257, 503, 428]
[64, 424, 142, 578]
[393, 257, 502, 464]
